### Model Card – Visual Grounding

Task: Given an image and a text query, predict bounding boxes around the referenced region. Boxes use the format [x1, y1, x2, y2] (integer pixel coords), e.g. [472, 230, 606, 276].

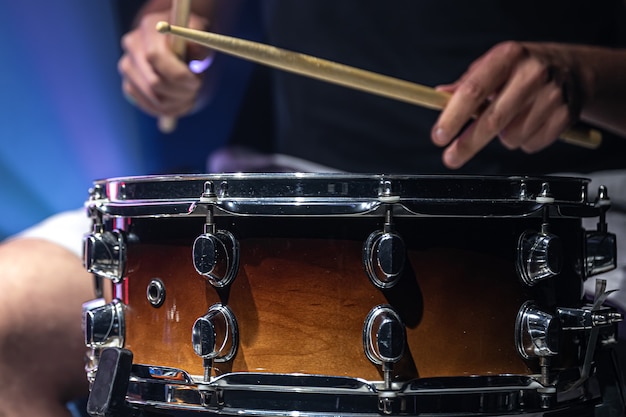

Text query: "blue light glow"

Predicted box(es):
[0, 1, 146, 238]
[0, 1, 253, 240]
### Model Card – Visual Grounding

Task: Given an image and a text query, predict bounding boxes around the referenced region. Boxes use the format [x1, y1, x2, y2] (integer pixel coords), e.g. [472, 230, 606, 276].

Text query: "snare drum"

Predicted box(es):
[82, 174, 622, 416]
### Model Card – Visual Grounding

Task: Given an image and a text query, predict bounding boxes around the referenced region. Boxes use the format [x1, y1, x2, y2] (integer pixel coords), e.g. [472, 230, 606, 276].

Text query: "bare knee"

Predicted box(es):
[0, 238, 93, 407]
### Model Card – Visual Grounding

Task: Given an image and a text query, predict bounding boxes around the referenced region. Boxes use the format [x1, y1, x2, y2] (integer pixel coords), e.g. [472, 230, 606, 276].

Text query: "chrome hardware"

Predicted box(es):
[516, 227, 563, 286]
[516, 301, 560, 359]
[192, 304, 239, 381]
[364, 231, 406, 289]
[193, 230, 239, 287]
[519, 181, 528, 200]
[536, 182, 555, 204]
[192, 304, 238, 360]
[516, 193, 562, 287]
[567, 279, 621, 391]
[86, 174, 599, 218]
[584, 232, 617, 277]
[84, 299, 125, 349]
[120, 369, 605, 415]
[558, 306, 623, 331]
[88, 183, 106, 201]
[595, 185, 611, 209]
[83, 229, 127, 282]
[363, 304, 405, 412]
[146, 278, 166, 308]
[82, 297, 106, 336]
[583, 185, 616, 278]
[515, 301, 560, 387]
[363, 204, 406, 289]
[363, 305, 406, 366]
[378, 179, 400, 203]
[82, 297, 107, 384]
[363, 308, 405, 366]
[83, 298, 126, 385]
[193, 181, 240, 287]
[199, 180, 219, 204]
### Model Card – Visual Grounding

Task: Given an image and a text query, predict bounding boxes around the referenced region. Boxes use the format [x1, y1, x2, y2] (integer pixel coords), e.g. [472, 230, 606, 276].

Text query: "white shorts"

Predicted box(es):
[10, 208, 91, 257]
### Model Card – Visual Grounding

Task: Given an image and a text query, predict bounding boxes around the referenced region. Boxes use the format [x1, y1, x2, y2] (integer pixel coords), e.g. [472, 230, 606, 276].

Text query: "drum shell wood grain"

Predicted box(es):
[116, 215, 585, 381]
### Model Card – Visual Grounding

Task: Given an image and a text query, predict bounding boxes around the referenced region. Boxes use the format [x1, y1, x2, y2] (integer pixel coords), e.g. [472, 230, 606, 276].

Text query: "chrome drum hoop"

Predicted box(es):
[125, 365, 602, 416]
[86, 173, 597, 218]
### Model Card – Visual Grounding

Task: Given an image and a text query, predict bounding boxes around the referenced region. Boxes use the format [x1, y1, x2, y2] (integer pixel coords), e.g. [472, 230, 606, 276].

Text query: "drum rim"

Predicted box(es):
[86, 173, 595, 218]
[92, 172, 589, 184]
[122, 364, 598, 415]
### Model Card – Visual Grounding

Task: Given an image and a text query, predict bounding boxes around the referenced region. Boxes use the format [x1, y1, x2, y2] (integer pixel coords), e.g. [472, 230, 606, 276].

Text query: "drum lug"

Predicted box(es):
[83, 229, 127, 283]
[193, 230, 239, 287]
[583, 231, 617, 278]
[84, 298, 126, 349]
[517, 183, 563, 286]
[363, 305, 405, 384]
[192, 303, 239, 382]
[363, 305, 405, 414]
[515, 301, 560, 387]
[363, 205, 406, 289]
[515, 301, 560, 360]
[193, 181, 240, 287]
[516, 226, 563, 286]
[582, 185, 617, 278]
[83, 298, 126, 387]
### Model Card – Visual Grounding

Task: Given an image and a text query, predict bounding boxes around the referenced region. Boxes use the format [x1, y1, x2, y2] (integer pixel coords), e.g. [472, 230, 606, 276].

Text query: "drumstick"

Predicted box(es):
[156, 22, 602, 149]
[157, 0, 191, 134]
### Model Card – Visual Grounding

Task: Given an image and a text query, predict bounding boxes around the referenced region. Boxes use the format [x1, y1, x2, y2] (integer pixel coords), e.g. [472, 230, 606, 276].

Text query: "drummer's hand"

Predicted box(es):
[431, 41, 582, 169]
[118, 11, 211, 118]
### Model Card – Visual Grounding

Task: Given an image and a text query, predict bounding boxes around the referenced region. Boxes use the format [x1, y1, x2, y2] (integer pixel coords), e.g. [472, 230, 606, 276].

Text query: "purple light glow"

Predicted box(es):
[189, 54, 216, 74]
[0, 1, 254, 240]
[0, 1, 146, 238]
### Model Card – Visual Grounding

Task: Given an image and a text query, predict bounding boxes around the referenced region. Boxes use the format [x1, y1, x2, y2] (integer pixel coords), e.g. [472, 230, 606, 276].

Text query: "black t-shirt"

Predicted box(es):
[251, 0, 626, 174]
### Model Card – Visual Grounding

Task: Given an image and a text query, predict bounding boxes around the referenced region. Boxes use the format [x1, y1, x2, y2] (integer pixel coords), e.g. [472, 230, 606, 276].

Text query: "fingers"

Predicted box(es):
[499, 85, 568, 153]
[119, 31, 160, 108]
[433, 41, 574, 169]
[432, 42, 522, 147]
[118, 11, 207, 118]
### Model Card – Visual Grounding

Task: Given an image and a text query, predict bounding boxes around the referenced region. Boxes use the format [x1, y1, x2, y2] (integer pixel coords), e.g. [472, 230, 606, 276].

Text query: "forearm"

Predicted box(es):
[576, 45, 626, 138]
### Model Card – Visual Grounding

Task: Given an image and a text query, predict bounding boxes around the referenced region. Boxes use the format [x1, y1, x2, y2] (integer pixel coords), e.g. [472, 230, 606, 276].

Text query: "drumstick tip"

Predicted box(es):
[156, 21, 171, 33]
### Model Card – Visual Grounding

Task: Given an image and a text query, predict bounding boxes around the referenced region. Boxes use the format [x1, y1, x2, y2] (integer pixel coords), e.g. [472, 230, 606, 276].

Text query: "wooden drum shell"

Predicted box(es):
[117, 215, 584, 382]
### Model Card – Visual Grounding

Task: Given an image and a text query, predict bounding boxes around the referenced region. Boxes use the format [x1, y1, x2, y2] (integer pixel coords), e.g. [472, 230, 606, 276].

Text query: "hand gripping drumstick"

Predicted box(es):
[156, 22, 602, 149]
[157, 0, 191, 134]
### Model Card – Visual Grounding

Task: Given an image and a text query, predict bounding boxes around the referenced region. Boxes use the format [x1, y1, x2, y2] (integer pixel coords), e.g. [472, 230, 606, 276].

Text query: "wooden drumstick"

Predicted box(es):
[156, 22, 602, 149]
[157, 0, 191, 134]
